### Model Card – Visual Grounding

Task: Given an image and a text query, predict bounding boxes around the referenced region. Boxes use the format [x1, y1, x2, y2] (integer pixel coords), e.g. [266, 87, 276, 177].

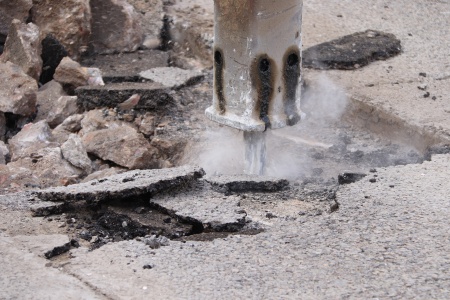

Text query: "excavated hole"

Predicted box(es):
[53, 195, 260, 251]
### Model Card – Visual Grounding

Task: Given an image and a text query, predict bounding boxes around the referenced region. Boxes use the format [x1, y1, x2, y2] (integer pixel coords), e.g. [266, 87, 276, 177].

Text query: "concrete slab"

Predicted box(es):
[205, 174, 289, 194]
[139, 67, 204, 89]
[80, 50, 169, 82]
[35, 166, 205, 203]
[75, 82, 174, 111]
[150, 186, 246, 232]
[303, 30, 401, 70]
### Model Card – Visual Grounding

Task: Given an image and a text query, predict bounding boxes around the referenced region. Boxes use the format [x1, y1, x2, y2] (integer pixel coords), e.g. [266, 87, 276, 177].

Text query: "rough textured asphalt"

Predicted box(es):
[57, 155, 449, 299]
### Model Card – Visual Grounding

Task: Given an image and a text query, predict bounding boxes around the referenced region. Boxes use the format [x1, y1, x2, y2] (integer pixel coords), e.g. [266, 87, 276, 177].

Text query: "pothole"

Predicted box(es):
[45, 191, 263, 251]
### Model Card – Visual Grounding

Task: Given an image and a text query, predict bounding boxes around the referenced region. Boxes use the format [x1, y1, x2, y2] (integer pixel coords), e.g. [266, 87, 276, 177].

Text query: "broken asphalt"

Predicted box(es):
[0, 0, 449, 299]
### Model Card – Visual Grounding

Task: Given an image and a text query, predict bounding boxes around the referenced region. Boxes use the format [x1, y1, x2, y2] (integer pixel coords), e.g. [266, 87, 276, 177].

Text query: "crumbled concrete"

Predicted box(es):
[89, 0, 143, 54]
[81, 124, 160, 169]
[30, 0, 91, 59]
[8, 120, 54, 161]
[135, 112, 156, 136]
[0, 61, 37, 116]
[0, 19, 42, 81]
[139, 67, 204, 89]
[35, 80, 67, 123]
[75, 82, 173, 111]
[46, 96, 80, 128]
[7, 146, 82, 189]
[35, 166, 205, 203]
[127, 0, 164, 49]
[29, 200, 66, 217]
[61, 134, 93, 174]
[52, 114, 85, 144]
[303, 30, 401, 70]
[54, 57, 90, 88]
[12, 234, 71, 258]
[205, 175, 289, 194]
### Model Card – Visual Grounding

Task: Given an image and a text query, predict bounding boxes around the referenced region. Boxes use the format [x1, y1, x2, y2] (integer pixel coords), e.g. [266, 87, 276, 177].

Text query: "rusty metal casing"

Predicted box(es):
[206, 0, 303, 132]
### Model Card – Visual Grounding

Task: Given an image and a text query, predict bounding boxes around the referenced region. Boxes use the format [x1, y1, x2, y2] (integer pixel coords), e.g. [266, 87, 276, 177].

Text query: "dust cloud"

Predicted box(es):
[183, 74, 349, 179]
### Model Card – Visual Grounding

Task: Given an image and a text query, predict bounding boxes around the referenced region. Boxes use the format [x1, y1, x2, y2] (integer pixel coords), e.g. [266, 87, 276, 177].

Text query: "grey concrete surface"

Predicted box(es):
[63, 155, 450, 299]
[139, 67, 204, 89]
[35, 166, 205, 203]
[205, 174, 289, 193]
[0, 233, 105, 300]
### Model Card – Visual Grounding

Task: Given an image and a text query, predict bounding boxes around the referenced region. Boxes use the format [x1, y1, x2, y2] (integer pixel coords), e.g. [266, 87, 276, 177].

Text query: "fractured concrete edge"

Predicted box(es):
[149, 199, 246, 232]
[33, 165, 205, 203]
[30, 201, 67, 217]
[205, 174, 289, 194]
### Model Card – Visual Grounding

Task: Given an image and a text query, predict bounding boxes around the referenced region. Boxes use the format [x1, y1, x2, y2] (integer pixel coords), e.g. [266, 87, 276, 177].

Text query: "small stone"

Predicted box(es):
[369, 178, 377, 183]
[47, 96, 80, 128]
[54, 57, 90, 88]
[338, 172, 367, 185]
[134, 207, 146, 214]
[423, 92, 430, 98]
[81, 124, 161, 169]
[265, 212, 277, 219]
[35, 80, 67, 123]
[8, 120, 54, 161]
[122, 221, 128, 228]
[143, 264, 153, 270]
[90, 235, 99, 243]
[417, 84, 427, 91]
[144, 235, 170, 249]
[61, 134, 93, 174]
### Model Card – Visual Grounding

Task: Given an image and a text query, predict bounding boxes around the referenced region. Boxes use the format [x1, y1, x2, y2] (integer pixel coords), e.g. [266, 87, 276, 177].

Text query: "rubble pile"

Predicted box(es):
[0, 0, 208, 193]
